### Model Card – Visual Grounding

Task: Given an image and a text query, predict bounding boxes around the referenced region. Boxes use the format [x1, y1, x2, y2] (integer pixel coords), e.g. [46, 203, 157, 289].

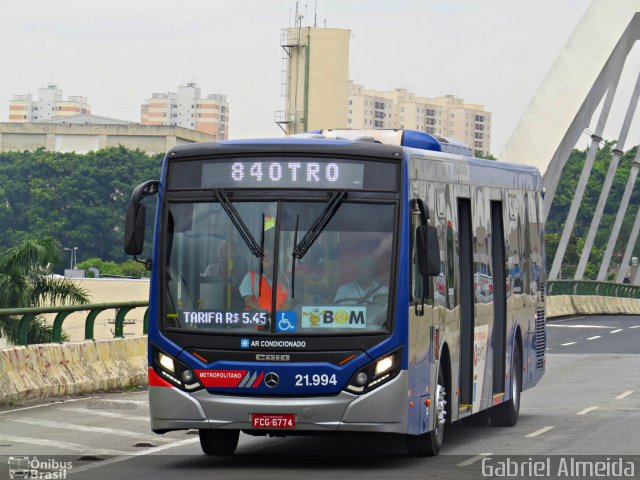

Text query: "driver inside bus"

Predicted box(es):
[334, 258, 388, 304]
[239, 249, 289, 312]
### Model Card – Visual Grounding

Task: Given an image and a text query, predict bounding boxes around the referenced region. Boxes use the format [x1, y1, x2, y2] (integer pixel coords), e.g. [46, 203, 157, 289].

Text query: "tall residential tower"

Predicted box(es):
[9, 84, 90, 122]
[141, 82, 229, 139]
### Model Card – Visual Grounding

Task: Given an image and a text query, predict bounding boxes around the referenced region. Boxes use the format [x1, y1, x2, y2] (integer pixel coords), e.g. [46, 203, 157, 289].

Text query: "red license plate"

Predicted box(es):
[251, 413, 296, 429]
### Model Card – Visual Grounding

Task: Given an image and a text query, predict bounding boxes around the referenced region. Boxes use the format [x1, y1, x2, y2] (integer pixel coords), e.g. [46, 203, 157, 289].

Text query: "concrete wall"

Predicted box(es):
[285, 27, 350, 133]
[0, 337, 147, 405]
[0, 122, 215, 154]
[307, 28, 350, 132]
[547, 295, 640, 317]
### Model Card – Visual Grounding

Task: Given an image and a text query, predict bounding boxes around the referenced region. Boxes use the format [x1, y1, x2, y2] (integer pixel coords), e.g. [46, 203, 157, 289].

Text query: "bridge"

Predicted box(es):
[503, 0, 640, 285]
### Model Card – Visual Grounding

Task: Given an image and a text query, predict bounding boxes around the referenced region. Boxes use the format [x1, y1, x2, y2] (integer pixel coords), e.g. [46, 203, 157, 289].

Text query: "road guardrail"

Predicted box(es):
[0, 301, 149, 346]
[547, 280, 640, 299]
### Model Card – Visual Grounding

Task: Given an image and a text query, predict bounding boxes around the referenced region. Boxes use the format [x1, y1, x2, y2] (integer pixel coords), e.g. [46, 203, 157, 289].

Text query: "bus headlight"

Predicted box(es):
[345, 348, 402, 394]
[153, 348, 203, 392]
[158, 352, 175, 373]
[375, 355, 394, 376]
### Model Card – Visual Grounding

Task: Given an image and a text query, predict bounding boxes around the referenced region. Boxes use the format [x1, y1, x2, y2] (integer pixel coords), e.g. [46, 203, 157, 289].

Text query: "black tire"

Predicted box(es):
[199, 429, 239, 456]
[491, 347, 521, 427]
[406, 366, 447, 456]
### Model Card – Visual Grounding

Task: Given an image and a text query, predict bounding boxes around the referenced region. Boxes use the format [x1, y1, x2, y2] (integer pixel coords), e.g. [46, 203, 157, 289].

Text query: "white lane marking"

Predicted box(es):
[90, 399, 148, 406]
[615, 391, 633, 400]
[61, 407, 150, 422]
[0, 433, 128, 455]
[610, 329, 623, 334]
[630, 326, 640, 329]
[0, 396, 100, 416]
[587, 336, 601, 340]
[547, 324, 616, 329]
[561, 342, 577, 346]
[6, 418, 164, 441]
[0, 392, 148, 416]
[576, 406, 599, 415]
[68, 437, 201, 476]
[458, 453, 494, 467]
[525, 426, 554, 438]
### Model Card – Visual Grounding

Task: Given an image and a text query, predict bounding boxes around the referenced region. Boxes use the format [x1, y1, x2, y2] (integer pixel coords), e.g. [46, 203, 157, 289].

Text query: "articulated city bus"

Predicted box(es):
[124, 129, 546, 456]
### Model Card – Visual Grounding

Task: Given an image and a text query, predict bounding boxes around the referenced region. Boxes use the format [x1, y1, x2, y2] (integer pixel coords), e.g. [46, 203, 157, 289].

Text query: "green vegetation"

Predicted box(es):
[546, 142, 640, 280]
[0, 237, 89, 344]
[475, 151, 497, 160]
[0, 146, 163, 266]
[76, 258, 148, 278]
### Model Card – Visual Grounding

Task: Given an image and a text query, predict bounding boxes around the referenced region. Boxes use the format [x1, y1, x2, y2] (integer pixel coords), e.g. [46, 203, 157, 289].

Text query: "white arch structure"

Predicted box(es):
[501, 0, 640, 282]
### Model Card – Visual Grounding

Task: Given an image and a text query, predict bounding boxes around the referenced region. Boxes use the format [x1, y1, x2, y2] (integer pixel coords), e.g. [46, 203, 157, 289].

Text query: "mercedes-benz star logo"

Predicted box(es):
[264, 372, 279, 388]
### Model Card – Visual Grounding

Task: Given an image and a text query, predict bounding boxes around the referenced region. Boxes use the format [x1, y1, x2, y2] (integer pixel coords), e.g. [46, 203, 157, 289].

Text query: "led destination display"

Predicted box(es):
[202, 161, 364, 189]
[168, 156, 398, 191]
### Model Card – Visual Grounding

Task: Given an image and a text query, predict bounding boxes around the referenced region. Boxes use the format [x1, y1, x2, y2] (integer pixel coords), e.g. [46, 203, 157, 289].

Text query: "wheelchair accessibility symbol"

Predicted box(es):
[276, 311, 297, 333]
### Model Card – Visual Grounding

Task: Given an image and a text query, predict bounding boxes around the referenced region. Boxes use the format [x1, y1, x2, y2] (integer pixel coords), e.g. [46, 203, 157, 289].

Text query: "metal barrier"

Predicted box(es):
[547, 280, 640, 299]
[0, 301, 149, 346]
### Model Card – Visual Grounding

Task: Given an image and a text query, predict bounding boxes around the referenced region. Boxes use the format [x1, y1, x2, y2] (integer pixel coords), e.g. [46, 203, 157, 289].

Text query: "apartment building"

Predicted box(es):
[8, 84, 90, 122]
[347, 83, 394, 130]
[141, 82, 228, 139]
[347, 83, 492, 156]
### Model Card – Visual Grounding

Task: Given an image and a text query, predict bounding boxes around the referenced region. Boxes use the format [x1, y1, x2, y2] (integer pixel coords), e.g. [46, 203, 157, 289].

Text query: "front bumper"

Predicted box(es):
[150, 370, 408, 434]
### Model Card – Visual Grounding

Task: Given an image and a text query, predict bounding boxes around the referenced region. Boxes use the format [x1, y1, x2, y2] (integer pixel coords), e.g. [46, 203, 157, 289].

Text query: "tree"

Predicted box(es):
[0, 146, 163, 265]
[0, 237, 89, 345]
[475, 151, 497, 160]
[76, 257, 148, 278]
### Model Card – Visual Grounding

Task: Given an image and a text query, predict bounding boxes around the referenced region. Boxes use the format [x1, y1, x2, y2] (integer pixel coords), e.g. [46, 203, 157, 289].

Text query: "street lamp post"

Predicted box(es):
[64, 247, 79, 269]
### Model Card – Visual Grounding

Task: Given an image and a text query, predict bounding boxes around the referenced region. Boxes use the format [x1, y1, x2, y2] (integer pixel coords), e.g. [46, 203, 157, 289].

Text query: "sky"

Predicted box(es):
[2, 0, 633, 156]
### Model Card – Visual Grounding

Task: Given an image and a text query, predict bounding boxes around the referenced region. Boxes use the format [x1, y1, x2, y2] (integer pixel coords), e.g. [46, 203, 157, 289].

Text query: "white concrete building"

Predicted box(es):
[141, 82, 228, 139]
[347, 84, 492, 156]
[9, 84, 90, 122]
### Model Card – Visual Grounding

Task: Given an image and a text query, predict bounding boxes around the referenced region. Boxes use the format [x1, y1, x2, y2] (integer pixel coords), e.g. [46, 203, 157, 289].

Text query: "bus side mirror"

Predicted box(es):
[416, 225, 441, 277]
[123, 179, 160, 260]
[124, 203, 146, 256]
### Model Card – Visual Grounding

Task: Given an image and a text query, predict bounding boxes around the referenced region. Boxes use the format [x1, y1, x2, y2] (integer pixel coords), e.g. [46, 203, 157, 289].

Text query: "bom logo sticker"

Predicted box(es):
[301, 306, 367, 329]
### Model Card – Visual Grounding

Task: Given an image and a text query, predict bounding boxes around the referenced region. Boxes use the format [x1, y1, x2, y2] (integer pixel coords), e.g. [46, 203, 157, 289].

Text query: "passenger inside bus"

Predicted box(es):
[334, 258, 389, 304]
[239, 249, 290, 312]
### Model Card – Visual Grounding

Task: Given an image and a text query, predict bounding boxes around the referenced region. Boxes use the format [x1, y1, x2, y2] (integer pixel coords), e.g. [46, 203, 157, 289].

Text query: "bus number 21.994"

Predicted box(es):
[295, 373, 338, 387]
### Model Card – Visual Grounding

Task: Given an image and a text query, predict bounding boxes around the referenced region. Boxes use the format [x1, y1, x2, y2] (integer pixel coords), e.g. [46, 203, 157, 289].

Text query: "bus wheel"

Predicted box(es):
[491, 347, 521, 427]
[406, 367, 447, 456]
[199, 429, 239, 456]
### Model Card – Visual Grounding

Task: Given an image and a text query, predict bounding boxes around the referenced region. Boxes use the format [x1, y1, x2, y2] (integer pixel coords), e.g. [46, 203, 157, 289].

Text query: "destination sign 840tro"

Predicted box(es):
[202, 161, 365, 189]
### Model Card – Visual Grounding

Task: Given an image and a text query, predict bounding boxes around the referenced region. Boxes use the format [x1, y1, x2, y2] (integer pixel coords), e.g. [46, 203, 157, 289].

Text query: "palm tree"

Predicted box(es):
[0, 237, 89, 345]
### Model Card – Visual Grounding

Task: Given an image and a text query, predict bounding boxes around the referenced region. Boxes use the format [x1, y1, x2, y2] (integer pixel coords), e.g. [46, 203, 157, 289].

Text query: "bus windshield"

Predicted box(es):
[164, 198, 395, 335]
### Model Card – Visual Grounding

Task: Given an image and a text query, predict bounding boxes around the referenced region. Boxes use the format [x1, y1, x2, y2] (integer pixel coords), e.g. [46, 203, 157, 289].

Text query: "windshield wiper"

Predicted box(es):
[214, 189, 263, 258]
[291, 214, 299, 298]
[292, 190, 346, 260]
